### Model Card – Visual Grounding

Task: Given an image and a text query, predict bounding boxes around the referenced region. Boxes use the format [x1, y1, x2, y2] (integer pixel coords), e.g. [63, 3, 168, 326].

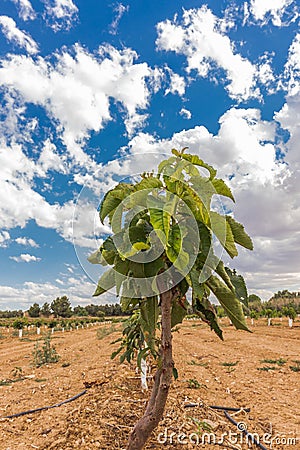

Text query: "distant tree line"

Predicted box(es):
[24, 296, 130, 318]
[1, 290, 299, 319]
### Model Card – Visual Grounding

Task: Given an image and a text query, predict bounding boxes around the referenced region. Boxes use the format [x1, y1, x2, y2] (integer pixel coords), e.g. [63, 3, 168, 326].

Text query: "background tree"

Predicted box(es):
[73, 305, 88, 316]
[40, 302, 51, 317]
[28, 302, 41, 318]
[248, 294, 263, 312]
[90, 148, 253, 450]
[51, 296, 72, 318]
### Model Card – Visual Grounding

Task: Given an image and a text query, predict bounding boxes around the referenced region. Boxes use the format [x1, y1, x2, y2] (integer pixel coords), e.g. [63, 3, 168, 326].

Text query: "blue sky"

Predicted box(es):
[0, 0, 300, 309]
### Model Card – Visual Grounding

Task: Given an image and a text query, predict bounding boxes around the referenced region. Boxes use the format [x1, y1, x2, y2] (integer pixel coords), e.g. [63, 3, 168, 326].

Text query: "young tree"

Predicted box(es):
[51, 296, 72, 318]
[28, 302, 41, 318]
[89, 148, 253, 449]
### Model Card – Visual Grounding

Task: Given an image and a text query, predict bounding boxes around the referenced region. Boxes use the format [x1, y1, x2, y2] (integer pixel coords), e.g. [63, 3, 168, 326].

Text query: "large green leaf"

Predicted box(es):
[206, 275, 250, 331]
[166, 224, 190, 272]
[93, 268, 116, 297]
[226, 216, 253, 250]
[189, 267, 223, 339]
[210, 211, 238, 258]
[147, 194, 171, 241]
[225, 267, 248, 306]
[100, 183, 133, 224]
[212, 178, 235, 202]
[140, 296, 159, 351]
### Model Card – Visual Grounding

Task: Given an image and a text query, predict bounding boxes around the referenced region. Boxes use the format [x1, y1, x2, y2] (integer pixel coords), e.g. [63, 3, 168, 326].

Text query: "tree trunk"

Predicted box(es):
[127, 289, 174, 450]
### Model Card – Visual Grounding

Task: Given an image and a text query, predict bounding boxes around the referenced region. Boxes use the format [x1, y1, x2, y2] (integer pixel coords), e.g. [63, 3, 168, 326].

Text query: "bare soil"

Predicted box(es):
[0, 319, 299, 450]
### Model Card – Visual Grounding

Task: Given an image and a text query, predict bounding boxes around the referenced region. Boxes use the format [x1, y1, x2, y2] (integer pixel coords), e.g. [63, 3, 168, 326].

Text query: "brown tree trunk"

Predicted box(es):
[127, 289, 174, 450]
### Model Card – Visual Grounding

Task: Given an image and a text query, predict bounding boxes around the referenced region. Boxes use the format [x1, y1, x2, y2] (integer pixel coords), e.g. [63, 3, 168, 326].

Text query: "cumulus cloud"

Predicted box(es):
[10, 253, 41, 262]
[10, 0, 36, 21]
[15, 237, 39, 247]
[0, 16, 38, 54]
[44, 0, 78, 32]
[0, 44, 161, 160]
[38, 139, 67, 174]
[156, 6, 263, 101]
[0, 276, 109, 310]
[245, 0, 299, 27]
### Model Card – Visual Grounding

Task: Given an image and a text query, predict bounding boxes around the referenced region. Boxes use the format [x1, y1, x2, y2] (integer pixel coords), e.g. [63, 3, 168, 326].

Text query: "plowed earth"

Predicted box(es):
[0, 319, 299, 450]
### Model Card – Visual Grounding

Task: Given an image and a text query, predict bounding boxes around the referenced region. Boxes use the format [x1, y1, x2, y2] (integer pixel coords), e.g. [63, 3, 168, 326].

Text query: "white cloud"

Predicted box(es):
[0, 44, 160, 159]
[38, 139, 67, 174]
[179, 107, 191, 119]
[15, 237, 39, 247]
[282, 33, 300, 96]
[44, 0, 78, 32]
[10, 253, 41, 262]
[246, 0, 299, 26]
[164, 69, 186, 96]
[10, 0, 36, 21]
[0, 230, 10, 247]
[0, 276, 106, 310]
[156, 6, 261, 101]
[0, 16, 38, 54]
[110, 3, 129, 35]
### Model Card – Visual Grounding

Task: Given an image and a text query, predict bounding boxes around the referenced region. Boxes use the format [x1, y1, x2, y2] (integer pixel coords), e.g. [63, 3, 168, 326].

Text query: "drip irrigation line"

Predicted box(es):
[183, 403, 250, 413]
[210, 405, 251, 413]
[2, 389, 87, 419]
[224, 411, 268, 450]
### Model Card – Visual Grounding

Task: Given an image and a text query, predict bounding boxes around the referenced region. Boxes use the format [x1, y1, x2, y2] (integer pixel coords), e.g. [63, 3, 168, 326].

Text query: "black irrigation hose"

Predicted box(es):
[2, 389, 87, 419]
[210, 405, 251, 413]
[224, 410, 268, 450]
[183, 403, 251, 413]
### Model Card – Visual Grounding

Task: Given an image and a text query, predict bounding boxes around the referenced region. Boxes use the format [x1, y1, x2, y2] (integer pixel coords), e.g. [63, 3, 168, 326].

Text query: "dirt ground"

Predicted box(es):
[0, 318, 299, 450]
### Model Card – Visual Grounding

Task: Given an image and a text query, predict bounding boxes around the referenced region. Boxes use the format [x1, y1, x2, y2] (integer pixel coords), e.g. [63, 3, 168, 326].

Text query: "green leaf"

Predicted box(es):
[206, 275, 251, 332]
[180, 152, 217, 179]
[165, 178, 209, 225]
[210, 211, 238, 258]
[120, 296, 139, 312]
[158, 156, 177, 175]
[100, 183, 133, 224]
[132, 242, 150, 251]
[225, 267, 248, 306]
[212, 178, 235, 202]
[87, 249, 104, 265]
[215, 261, 234, 291]
[171, 296, 189, 328]
[147, 195, 171, 241]
[172, 367, 179, 380]
[93, 268, 116, 297]
[226, 216, 253, 250]
[140, 297, 159, 350]
[194, 297, 223, 340]
[135, 177, 163, 191]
